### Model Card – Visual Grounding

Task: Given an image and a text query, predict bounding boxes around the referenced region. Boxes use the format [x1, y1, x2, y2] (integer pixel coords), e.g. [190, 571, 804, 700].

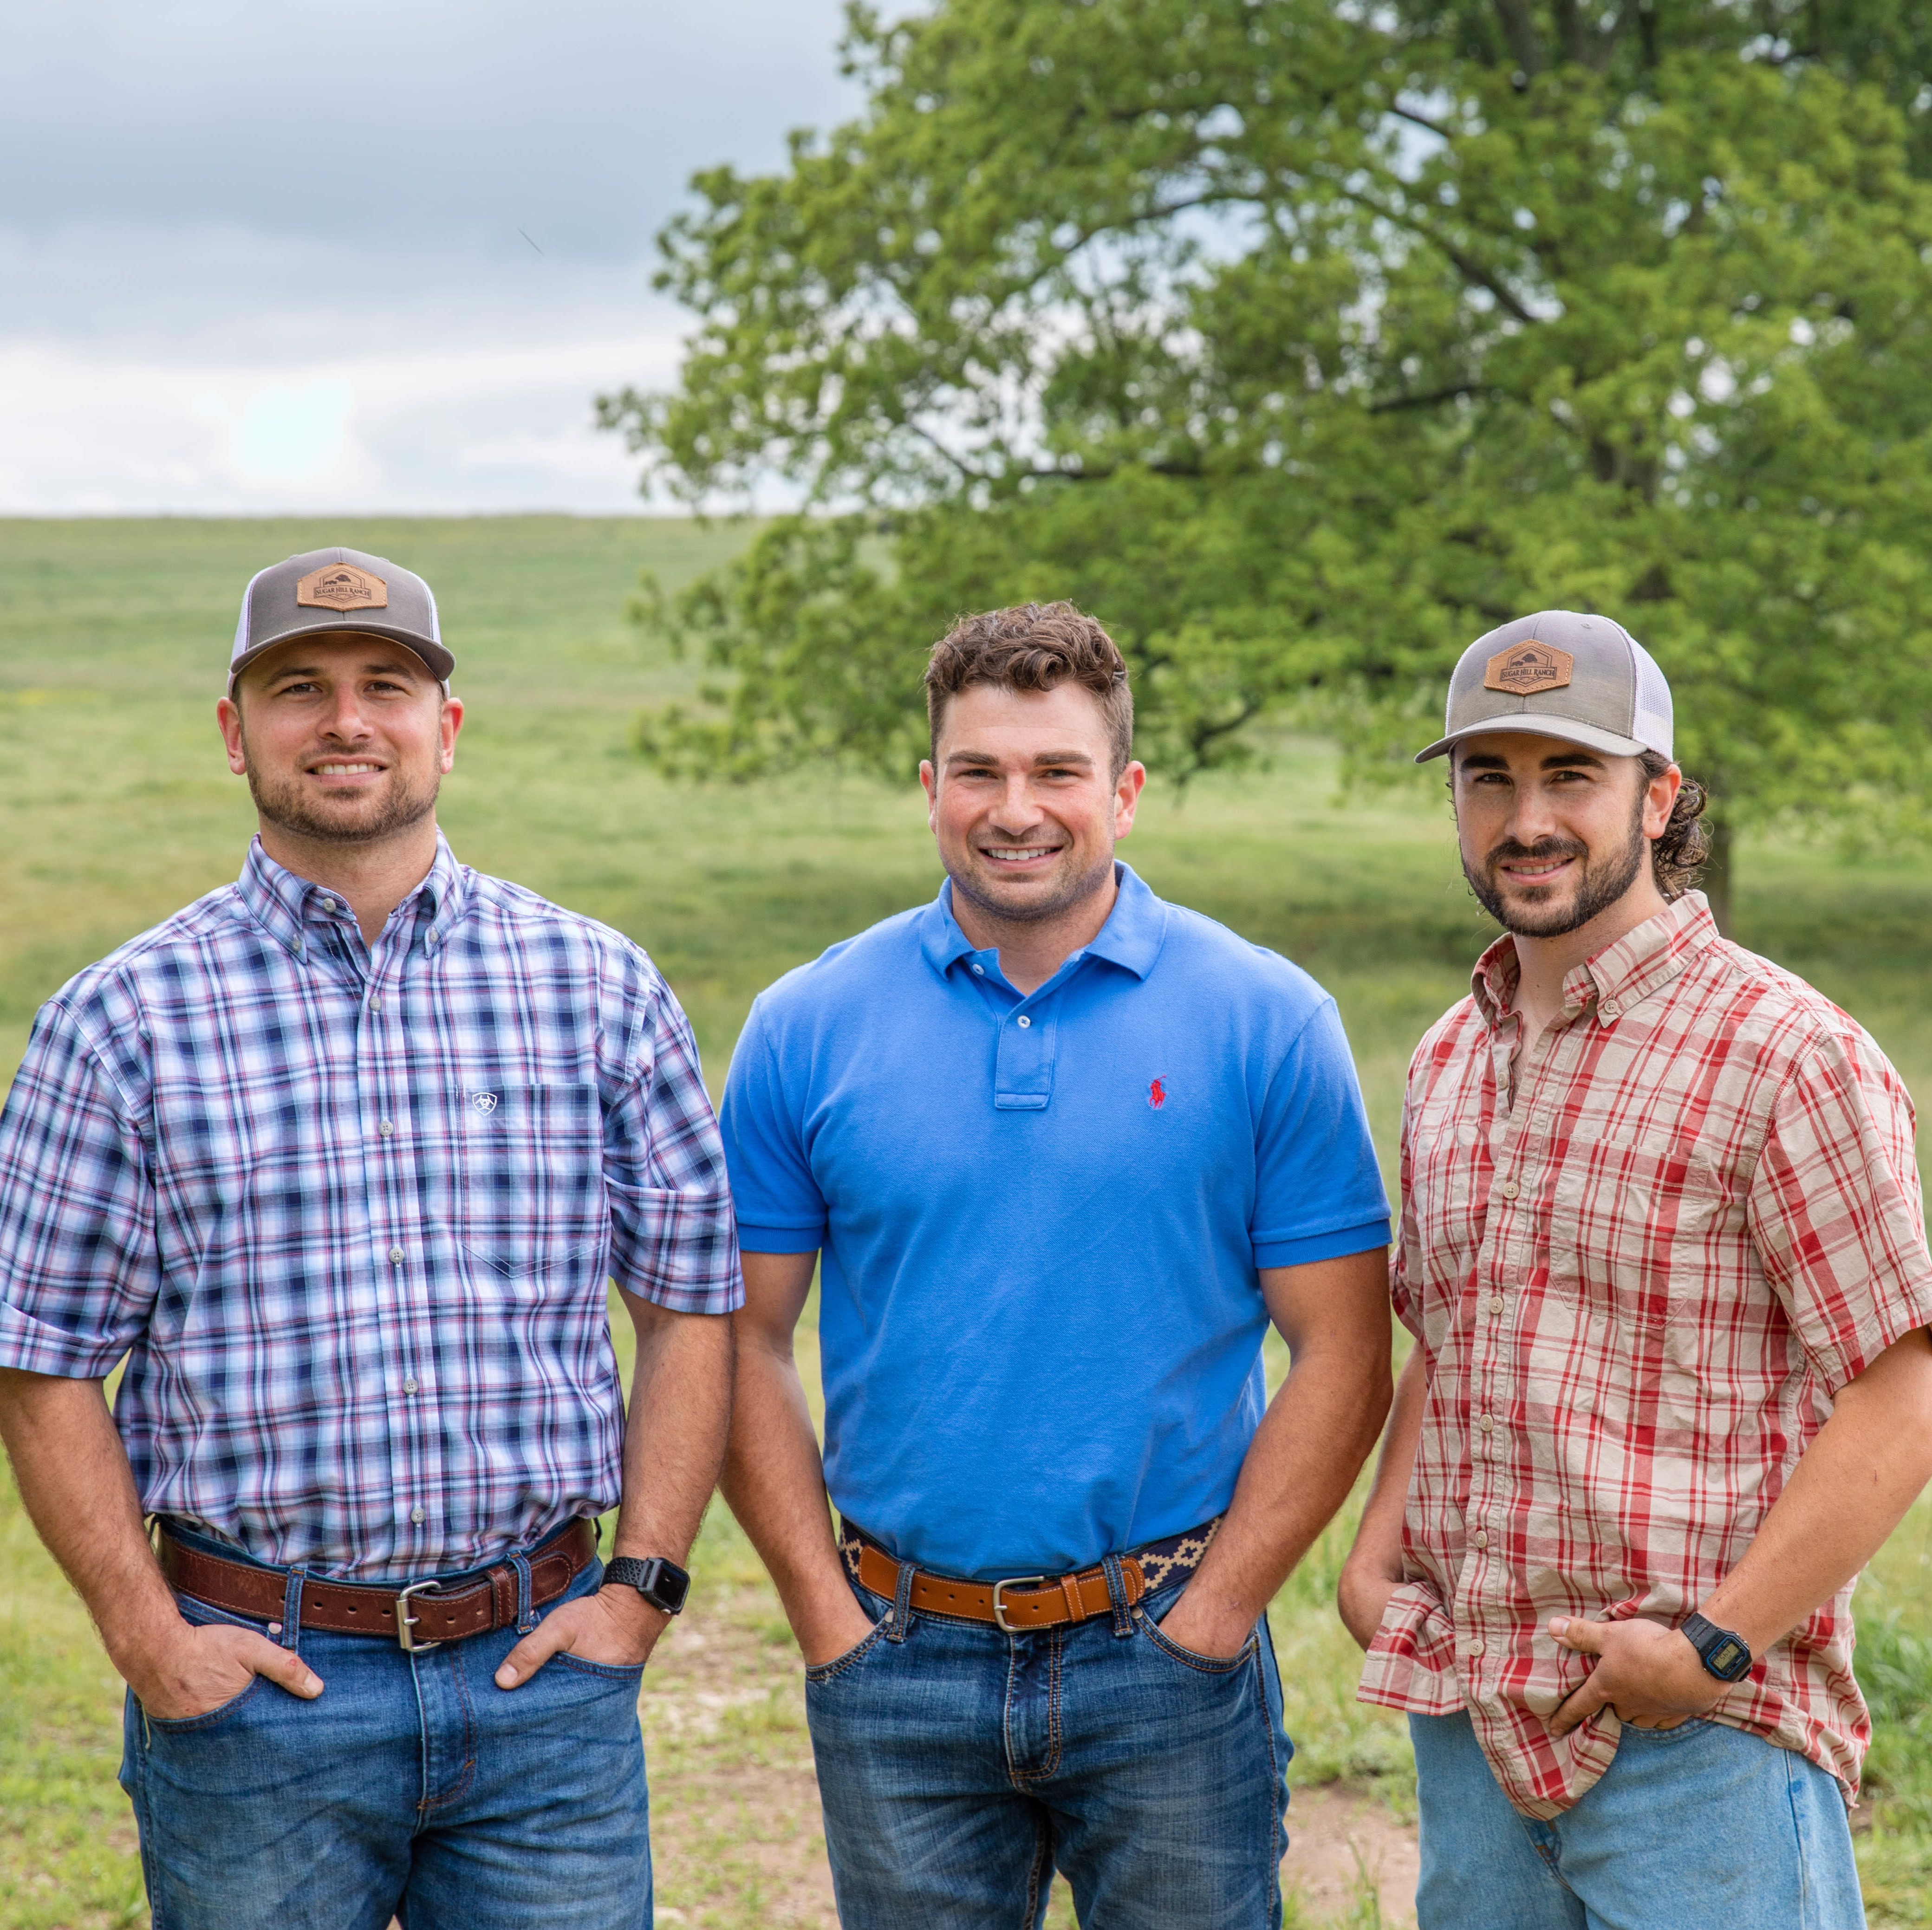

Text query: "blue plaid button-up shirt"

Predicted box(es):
[0, 835, 741, 1581]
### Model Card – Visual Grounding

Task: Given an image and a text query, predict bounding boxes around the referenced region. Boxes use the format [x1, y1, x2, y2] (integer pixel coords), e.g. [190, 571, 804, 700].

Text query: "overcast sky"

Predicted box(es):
[0, 0, 859, 513]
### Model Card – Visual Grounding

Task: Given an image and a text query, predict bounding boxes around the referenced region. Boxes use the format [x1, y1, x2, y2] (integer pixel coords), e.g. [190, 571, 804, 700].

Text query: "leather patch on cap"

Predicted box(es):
[295, 565, 388, 612]
[1484, 640, 1573, 695]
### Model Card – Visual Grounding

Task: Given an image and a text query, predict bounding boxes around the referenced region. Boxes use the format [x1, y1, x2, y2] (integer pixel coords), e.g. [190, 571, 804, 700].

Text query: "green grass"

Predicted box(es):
[3, 516, 1932, 1923]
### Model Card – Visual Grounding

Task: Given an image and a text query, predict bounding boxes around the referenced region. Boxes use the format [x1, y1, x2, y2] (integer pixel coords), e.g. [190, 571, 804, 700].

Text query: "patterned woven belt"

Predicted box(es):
[838, 1516, 1223, 1632]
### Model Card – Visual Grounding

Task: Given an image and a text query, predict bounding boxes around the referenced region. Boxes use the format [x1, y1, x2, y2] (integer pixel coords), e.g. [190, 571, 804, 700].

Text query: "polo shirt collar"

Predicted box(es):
[237, 832, 469, 961]
[1470, 890, 1720, 1030]
[918, 861, 1169, 983]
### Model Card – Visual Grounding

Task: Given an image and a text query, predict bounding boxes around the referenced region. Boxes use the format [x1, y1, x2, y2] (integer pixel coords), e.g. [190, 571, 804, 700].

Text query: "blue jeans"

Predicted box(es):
[1411, 1710, 1865, 1930]
[804, 1561, 1291, 1930]
[119, 1524, 651, 1930]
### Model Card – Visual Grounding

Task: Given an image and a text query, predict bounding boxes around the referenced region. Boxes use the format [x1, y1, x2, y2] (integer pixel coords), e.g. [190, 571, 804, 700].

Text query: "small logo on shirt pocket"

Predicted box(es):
[1148, 1078, 1167, 1109]
[470, 1091, 499, 1114]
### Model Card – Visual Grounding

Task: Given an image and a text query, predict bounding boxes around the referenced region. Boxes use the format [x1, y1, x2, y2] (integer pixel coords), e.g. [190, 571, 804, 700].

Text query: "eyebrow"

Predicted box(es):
[264, 659, 425, 683]
[944, 747, 1097, 768]
[1458, 749, 1607, 773]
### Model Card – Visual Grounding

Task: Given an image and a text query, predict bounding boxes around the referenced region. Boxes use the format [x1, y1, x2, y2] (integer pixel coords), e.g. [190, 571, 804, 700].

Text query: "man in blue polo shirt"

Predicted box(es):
[719, 602, 1393, 1928]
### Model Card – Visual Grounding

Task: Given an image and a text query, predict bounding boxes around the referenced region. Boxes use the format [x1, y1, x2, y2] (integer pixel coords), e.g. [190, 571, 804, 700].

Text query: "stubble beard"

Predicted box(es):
[1465, 790, 1650, 938]
[949, 844, 1116, 929]
[243, 752, 442, 848]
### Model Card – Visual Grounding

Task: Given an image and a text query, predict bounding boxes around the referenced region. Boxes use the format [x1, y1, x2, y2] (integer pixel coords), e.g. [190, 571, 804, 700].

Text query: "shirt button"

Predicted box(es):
[1016, 1014, 1032, 1028]
[1473, 1530, 1490, 1550]
[1467, 1637, 1485, 1657]
[370, 994, 383, 1012]
[321, 897, 336, 911]
[1601, 999, 1621, 1018]
[1479, 1412, 1496, 1433]
[379, 1119, 395, 1137]
[1490, 1293, 1505, 1314]
[971, 963, 985, 976]
[403, 1377, 418, 1394]
[409, 1506, 425, 1525]
[389, 1246, 404, 1264]
[1497, 1179, 1520, 1200]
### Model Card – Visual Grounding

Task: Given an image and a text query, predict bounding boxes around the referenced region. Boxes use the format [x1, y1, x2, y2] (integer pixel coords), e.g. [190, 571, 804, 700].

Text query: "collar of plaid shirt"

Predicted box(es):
[1358, 891, 1932, 1819]
[0, 834, 741, 1582]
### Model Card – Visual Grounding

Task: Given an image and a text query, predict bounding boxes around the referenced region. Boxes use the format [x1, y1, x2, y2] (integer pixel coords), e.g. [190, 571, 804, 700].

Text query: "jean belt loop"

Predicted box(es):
[279, 1566, 306, 1654]
[1101, 1552, 1134, 1637]
[885, 1553, 916, 1644]
[510, 1551, 537, 1635]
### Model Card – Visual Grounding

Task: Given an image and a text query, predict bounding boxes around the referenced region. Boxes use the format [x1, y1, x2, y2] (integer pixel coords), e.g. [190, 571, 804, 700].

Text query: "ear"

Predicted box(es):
[919, 758, 938, 828]
[216, 694, 248, 775]
[1113, 760, 1147, 838]
[438, 694, 465, 774]
[1643, 761, 1683, 840]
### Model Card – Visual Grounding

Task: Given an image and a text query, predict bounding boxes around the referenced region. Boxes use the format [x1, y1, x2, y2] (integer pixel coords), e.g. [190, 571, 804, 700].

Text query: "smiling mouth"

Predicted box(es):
[982, 845, 1063, 866]
[311, 762, 385, 776]
[1500, 857, 1574, 881]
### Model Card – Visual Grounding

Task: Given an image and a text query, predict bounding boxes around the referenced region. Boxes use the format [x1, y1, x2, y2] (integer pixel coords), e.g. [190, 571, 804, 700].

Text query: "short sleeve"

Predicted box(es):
[1250, 998, 1392, 1270]
[1748, 1029, 1932, 1394]
[719, 998, 827, 1254]
[603, 987, 743, 1314]
[0, 999, 159, 1377]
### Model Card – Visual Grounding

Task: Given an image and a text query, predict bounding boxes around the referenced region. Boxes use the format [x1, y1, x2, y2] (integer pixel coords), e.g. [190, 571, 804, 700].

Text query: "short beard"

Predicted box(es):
[1465, 789, 1649, 938]
[950, 846, 1116, 928]
[244, 757, 441, 847]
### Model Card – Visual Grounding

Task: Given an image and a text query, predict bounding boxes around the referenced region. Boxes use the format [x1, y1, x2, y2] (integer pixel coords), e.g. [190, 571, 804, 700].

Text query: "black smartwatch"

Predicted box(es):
[1680, 1610, 1753, 1683]
[603, 1554, 691, 1616]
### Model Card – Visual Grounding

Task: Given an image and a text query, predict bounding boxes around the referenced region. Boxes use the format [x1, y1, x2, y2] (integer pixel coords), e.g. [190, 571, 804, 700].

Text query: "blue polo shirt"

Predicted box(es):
[721, 864, 1390, 1581]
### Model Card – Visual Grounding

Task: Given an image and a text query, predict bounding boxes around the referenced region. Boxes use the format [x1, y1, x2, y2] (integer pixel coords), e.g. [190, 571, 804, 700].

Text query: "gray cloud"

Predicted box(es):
[0, 0, 858, 510]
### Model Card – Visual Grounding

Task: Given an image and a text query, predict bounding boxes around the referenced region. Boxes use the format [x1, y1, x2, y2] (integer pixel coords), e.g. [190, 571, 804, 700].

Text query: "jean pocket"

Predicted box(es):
[550, 1652, 646, 1683]
[1134, 1608, 1255, 1675]
[144, 1675, 266, 1734]
[1616, 1715, 1714, 1743]
[805, 1620, 888, 1684]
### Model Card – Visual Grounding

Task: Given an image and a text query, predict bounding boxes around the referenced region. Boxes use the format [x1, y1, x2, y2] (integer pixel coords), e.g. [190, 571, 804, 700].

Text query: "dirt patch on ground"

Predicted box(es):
[1283, 1784, 1419, 1924]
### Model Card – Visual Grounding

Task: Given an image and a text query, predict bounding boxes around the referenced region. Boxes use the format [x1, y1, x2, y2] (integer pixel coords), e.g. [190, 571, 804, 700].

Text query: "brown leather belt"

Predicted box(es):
[843, 1516, 1221, 1632]
[157, 1520, 597, 1651]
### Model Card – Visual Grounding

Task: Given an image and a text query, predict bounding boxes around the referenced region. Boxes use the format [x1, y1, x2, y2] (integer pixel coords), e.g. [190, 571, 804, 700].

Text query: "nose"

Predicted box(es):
[318, 685, 375, 741]
[988, 772, 1046, 832]
[1502, 780, 1565, 848]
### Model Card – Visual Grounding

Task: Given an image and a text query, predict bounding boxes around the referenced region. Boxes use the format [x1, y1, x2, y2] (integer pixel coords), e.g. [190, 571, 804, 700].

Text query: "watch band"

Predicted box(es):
[603, 1554, 690, 1616]
[1681, 1610, 1752, 1682]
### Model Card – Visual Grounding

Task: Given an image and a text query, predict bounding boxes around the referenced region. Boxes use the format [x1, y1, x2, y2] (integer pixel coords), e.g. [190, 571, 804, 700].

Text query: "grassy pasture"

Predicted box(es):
[2, 516, 1931, 1925]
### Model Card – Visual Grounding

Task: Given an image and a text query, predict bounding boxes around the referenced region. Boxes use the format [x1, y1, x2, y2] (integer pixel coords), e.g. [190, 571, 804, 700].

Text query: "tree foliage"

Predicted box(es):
[603, 0, 1932, 900]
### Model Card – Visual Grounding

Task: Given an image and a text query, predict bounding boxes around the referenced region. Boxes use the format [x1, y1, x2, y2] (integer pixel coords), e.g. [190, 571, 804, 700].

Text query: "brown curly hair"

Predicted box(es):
[1639, 750, 1711, 899]
[924, 602, 1134, 777]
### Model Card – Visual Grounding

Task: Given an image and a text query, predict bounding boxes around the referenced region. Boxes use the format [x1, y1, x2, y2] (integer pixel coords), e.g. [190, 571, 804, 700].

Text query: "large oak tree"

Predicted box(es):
[604, 0, 1932, 924]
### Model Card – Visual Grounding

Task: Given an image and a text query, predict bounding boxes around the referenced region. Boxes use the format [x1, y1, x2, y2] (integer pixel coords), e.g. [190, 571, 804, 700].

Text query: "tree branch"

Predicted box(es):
[1343, 184, 1542, 325]
[1367, 383, 1494, 413]
[1389, 102, 1456, 140]
[1492, 0, 1544, 74]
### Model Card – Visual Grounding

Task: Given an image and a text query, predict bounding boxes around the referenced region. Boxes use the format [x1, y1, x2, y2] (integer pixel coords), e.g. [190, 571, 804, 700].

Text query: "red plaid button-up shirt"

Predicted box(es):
[1357, 891, 1932, 1819]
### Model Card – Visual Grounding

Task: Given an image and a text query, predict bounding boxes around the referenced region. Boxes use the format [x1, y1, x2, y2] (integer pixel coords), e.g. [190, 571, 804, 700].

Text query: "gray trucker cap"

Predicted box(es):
[1414, 610, 1672, 764]
[228, 547, 453, 694]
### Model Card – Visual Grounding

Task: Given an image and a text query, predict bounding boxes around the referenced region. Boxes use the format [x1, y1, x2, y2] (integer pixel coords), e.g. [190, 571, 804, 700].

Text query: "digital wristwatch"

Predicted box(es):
[602, 1554, 692, 1617]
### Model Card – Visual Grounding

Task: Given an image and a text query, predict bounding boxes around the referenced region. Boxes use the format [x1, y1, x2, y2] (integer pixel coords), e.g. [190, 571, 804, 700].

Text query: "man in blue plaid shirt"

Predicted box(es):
[0, 547, 741, 1930]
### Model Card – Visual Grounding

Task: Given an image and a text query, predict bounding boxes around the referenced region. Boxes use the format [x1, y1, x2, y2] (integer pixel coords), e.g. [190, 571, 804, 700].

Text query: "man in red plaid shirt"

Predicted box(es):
[1340, 611, 1932, 1928]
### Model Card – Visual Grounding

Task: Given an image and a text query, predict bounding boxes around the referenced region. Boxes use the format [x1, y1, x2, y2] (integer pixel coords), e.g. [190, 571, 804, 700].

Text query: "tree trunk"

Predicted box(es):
[1700, 815, 1733, 936]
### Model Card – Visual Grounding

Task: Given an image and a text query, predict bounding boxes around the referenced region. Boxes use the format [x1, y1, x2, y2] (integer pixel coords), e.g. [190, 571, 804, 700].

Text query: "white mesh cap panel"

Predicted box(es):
[1626, 630, 1674, 759]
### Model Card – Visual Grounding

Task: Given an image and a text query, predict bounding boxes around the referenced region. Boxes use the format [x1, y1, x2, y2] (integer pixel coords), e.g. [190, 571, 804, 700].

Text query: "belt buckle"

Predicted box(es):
[394, 1579, 444, 1652]
[990, 1575, 1046, 1634]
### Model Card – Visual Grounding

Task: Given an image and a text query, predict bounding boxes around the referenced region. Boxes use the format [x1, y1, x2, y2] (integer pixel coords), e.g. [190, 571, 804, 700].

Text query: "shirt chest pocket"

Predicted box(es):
[1548, 1136, 1737, 1329]
[453, 1084, 605, 1283]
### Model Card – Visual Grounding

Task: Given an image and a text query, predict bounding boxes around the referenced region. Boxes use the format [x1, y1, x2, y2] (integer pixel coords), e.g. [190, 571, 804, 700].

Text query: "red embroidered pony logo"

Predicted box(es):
[1148, 1078, 1167, 1109]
